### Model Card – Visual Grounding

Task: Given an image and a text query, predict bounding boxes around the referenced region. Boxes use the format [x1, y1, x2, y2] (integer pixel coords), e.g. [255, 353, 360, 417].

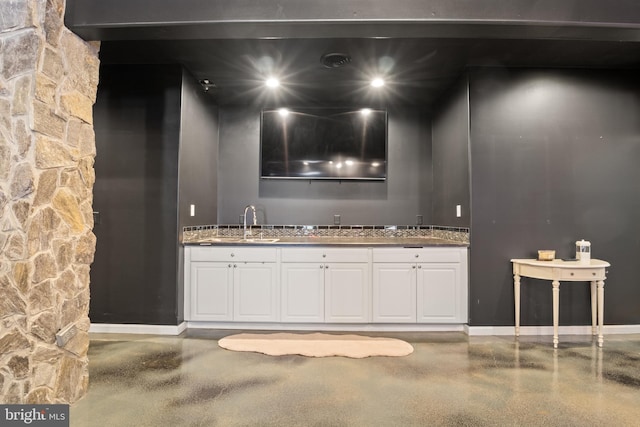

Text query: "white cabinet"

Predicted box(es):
[324, 262, 370, 322]
[372, 263, 416, 322]
[233, 263, 278, 322]
[281, 263, 324, 322]
[186, 247, 279, 322]
[190, 262, 233, 321]
[281, 248, 370, 323]
[185, 245, 468, 326]
[372, 248, 468, 323]
[417, 262, 462, 322]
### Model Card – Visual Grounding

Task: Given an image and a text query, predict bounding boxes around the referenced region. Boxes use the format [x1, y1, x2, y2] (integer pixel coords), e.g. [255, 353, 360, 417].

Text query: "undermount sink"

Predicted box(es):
[198, 237, 280, 244]
[199, 237, 238, 243]
[240, 238, 280, 243]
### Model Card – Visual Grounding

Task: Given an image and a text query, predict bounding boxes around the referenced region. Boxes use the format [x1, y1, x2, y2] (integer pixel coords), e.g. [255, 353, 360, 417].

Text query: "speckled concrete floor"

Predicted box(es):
[71, 332, 640, 426]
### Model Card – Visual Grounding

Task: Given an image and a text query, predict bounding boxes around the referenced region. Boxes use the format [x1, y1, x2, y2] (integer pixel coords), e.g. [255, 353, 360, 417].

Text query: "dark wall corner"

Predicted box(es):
[431, 77, 471, 227]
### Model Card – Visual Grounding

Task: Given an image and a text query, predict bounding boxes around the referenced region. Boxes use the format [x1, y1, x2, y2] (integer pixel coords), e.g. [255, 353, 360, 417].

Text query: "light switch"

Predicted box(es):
[190, 204, 195, 217]
[456, 205, 462, 218]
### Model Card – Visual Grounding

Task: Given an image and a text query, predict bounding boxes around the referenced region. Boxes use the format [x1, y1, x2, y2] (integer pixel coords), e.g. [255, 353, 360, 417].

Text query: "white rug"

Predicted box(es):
[218, 332, 414, 358]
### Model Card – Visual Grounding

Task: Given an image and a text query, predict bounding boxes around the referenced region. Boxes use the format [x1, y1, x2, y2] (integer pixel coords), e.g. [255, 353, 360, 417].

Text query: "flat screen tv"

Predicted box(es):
[260, 107, 387, 180]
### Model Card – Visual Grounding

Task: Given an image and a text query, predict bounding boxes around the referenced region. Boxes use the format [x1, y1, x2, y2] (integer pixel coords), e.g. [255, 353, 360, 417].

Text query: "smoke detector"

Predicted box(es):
[320, 53, 352, 68]
[199, 79, 217, 93]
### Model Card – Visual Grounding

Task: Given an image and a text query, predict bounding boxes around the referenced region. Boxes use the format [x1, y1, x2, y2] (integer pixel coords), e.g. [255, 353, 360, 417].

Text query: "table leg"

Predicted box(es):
[597, 280, 605, 347]
[552, 280, 560, 348]
[590, 281, 597, 335]
[514, 274, 521, 337]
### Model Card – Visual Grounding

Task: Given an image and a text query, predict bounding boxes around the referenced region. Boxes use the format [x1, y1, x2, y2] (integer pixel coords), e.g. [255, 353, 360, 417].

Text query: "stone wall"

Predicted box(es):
[0, 0, 99, 403]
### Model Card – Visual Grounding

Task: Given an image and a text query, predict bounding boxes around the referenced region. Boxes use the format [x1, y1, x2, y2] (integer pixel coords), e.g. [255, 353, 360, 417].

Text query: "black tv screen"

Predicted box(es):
[260, 108, 387, 180]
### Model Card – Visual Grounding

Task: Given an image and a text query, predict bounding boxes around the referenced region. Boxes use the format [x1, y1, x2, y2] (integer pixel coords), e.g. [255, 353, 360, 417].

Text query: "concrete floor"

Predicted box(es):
[71, 331, 640, 426]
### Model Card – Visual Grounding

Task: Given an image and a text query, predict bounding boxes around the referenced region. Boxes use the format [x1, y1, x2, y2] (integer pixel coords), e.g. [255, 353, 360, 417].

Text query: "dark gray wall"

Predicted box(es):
[176, 69, 219, 322]
[217, 107, 432, 225]
[469, 68, 640, 326]
[432, 79, 470, 227]
[178, 70, 219, 229]
[92, 64, 182, 325]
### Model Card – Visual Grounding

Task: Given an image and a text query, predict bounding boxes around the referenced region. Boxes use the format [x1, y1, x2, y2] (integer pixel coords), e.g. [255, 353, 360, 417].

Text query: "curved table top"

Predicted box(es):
[511, 258, 610, 268]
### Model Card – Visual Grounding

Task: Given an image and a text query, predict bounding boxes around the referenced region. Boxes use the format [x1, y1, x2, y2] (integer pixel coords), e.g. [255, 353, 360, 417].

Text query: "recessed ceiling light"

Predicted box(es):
[278, 108, 289, 117]
[371, 78, 385, 88]
[266, 77, 280, 88]
[361, 108, 372, 116]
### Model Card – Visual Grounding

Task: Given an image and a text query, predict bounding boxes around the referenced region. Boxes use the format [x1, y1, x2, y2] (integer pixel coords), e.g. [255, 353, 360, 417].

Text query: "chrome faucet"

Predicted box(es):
[243, 205, 257, 239]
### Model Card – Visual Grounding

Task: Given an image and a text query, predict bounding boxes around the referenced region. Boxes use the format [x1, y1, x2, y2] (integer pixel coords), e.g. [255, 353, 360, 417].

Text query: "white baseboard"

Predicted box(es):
[466, 324, 640, 336]
[90, 322, 187, 336]
[185, 322, 466, 332]
[88, 322, 640, 337]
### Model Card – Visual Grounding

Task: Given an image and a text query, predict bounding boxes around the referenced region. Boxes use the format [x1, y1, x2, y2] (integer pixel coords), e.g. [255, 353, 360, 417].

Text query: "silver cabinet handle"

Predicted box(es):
[412, 265, 416, 269]
[418, 265, 422, 269]
[415, 254, 419, 258]
[231, 253, 235, 257]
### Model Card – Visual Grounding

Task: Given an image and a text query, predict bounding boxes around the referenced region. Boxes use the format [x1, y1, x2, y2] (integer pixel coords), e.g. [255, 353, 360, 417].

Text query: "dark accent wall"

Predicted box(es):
[468, 68, 640, 326]
[92, 64, 182, 324]
[178, 69, 219, 229]
[176, 69, 219, 321]
[217, 106, 432, 225]
[432, 78, 470, 227]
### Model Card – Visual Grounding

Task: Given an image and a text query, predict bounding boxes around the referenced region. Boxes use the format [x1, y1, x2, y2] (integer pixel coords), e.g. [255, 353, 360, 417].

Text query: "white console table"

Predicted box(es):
[511, 258, 610, 348]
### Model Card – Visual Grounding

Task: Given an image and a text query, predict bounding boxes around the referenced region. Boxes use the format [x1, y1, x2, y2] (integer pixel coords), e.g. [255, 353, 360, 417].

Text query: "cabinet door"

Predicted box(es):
[190, 262, 233, 321]
[372, 263, 416, 322]
[325, 263, 370, 323]
[281, 263, 324, 322]
[233, 263, 279, 322]
[417, 263, 461, 322]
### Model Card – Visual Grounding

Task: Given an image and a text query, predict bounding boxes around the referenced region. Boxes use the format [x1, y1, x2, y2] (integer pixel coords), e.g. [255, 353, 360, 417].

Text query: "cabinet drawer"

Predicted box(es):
[189, 246, 277, 262]
[559, 268, 604, 281]
[372, 248, 462, 263]
[281, 248, 369, 263]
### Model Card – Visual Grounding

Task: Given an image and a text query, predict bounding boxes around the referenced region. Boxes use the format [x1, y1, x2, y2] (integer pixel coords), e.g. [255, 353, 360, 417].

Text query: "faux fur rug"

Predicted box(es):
[218, 332, 414, 358]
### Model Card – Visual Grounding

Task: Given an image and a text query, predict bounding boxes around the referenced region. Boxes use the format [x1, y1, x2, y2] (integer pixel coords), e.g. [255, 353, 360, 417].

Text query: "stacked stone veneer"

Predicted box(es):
[0, 0, 99, 403]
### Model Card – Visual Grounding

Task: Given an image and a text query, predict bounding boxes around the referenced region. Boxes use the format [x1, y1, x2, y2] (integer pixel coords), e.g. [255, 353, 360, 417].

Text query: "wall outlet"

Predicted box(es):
[190, 204, 195, 217]
[416, 215, 423, 225]
[456, 205, 462, 218]
[55, 324, 78, 348]
[334, 215, 341, 225]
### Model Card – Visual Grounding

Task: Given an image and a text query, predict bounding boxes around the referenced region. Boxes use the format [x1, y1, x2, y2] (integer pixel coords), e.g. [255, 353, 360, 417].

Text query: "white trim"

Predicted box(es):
[185, 321, 466, 332]
[90, 322, 187, 336]
[601, 324, 640, 334]
[88, 322, 640, 336]
[467, 324, 640, 336]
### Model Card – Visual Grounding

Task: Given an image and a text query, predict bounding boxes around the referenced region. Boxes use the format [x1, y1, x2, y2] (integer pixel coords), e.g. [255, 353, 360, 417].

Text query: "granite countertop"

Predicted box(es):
[185, 236, 468, 247]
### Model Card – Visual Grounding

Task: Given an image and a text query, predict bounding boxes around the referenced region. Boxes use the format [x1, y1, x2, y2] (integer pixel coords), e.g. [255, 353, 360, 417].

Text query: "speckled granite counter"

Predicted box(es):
[182, 224, 469, 247]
